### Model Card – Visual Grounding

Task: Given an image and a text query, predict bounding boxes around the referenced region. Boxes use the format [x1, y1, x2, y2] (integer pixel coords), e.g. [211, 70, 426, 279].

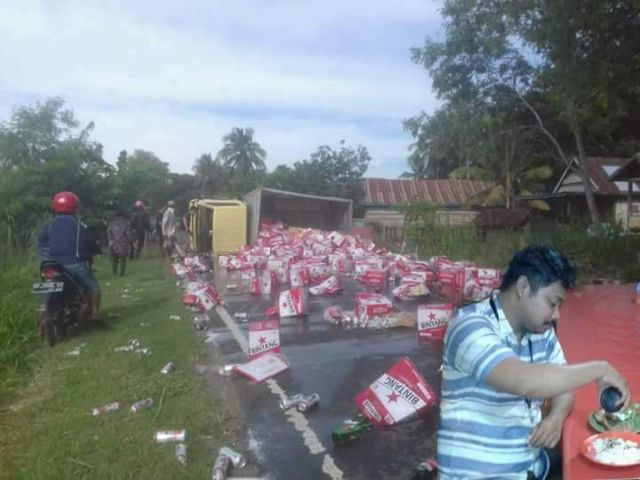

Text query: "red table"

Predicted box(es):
[558, 283, 640, 479]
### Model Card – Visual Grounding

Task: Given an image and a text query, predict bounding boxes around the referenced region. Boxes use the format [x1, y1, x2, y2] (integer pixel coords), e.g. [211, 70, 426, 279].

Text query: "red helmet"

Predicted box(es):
[51, 191, 79, 214]
[134, 200, 145, 208]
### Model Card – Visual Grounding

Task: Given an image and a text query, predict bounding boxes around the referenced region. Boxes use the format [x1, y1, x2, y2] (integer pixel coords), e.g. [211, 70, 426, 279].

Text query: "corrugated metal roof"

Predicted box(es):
[555, 157, 640, 195]
[363, 178, 493, 206]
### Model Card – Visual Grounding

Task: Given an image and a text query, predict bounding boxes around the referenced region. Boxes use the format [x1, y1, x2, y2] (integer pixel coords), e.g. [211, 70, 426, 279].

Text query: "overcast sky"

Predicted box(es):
[0, 0, 443, 177]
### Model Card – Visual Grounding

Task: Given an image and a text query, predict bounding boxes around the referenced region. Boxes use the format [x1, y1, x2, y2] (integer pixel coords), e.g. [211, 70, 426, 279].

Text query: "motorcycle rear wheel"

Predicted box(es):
[44, 307, 63, 347]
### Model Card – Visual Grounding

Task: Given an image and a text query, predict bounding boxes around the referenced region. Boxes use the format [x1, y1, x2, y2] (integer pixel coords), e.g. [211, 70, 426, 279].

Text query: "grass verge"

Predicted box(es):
[0, 253, 232, 479]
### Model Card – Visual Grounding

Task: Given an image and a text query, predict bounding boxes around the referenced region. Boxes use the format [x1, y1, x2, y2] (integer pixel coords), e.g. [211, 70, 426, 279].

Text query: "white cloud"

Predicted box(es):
[0, 0, 442, 177]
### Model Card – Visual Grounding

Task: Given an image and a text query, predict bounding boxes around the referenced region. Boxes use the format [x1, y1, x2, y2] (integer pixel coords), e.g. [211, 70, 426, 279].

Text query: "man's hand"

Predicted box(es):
[596, 362, 630, 411]
[529, 413, 564, 448]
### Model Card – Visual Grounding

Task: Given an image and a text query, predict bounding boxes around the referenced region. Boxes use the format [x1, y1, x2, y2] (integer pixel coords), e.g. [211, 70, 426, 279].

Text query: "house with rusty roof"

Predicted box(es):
[515, 156, 640, 230]
[361, 178, 493, 230]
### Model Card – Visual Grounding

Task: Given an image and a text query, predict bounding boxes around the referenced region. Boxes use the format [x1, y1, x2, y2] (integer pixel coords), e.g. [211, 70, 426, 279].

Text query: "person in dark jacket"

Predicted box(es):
[108, 208, 134, 276]
[37, 191, 102, 323]
[130, 200, 152, 259]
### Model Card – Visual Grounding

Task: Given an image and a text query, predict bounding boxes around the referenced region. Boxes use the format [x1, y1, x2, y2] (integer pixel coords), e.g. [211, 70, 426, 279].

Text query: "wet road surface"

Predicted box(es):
[203, 270, 448, 479]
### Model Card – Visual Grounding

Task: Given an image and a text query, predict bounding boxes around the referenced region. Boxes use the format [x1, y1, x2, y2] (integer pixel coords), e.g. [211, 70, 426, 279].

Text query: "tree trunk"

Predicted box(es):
[573, 128, 600, 226]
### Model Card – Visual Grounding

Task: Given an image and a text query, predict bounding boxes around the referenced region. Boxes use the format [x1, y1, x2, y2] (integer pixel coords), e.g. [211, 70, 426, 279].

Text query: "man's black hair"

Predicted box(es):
[500, 245, 577, 292]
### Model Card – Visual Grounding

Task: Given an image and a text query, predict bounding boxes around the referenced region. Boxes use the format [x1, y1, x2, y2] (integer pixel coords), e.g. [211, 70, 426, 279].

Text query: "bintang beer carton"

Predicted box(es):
[355, 292, 393, 324]
[248, 320, 281, 359]
[195, 284, 223, 310]
[355, 356, 437, 427]
[358, 269, 387, 289]
[417, 303, 455, 341]
[268, 287, 308, 318]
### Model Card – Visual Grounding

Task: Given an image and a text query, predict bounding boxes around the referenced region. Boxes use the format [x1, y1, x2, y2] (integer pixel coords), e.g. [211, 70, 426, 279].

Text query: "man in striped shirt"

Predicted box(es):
[437, 245, 630, 479]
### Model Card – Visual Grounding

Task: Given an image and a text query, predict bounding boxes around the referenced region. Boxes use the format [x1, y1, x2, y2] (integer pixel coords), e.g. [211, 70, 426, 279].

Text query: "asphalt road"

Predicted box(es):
[202, 269, 453, 480]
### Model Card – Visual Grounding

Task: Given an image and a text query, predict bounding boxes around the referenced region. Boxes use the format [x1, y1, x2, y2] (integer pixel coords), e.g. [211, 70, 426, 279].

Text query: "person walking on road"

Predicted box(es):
[130, 200, 152, 258]
[437, 245, 630, 480]
[161, 200, 177, 257]
[107, 207, 134, 276]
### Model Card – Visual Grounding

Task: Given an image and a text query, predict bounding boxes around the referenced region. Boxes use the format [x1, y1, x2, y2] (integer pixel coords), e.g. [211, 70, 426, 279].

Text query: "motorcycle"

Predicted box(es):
[32, 261, 90, 346]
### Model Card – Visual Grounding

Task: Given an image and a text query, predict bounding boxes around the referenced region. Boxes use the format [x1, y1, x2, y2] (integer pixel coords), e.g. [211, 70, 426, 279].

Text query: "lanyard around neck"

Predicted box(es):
[489, 295, 534, 410]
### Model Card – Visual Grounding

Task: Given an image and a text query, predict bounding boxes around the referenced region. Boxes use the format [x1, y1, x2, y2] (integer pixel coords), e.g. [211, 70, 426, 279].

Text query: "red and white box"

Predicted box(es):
[250, 271, 279, 295]
[309, 275, 343, 296]
[436, 269, 465, 289]
[235, 353, 289, 383]
[269, 288, 308, 318]
[181, 292, 203, 311]
[433, 256, 454, 271]
[274, 266, 289, 284]
[365, 256, 385, 269]
[248, 320, 281, 359]
[171, 263, 194, 279]
[477, 268, 502, 281]
[354, 261, 371, 274]
[402, 273, 428, 284]
[417, 303, 454, 340]
[355, 356, 437, 427]
[290, 264, 310, 288]
[355, 292, 393, 322]
[329, 231, 346, 247]
[358, 269, 387, 289]
[195, 284, 223, 310]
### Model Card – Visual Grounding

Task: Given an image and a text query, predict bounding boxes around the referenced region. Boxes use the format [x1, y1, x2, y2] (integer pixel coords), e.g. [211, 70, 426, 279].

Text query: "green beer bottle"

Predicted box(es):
[331, 414, 373, 445]
[408, 458, 437, 479]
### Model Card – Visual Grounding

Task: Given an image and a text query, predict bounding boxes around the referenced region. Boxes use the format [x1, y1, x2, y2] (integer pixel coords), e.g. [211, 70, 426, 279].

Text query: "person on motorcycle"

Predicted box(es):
[37, 191, 102, 324]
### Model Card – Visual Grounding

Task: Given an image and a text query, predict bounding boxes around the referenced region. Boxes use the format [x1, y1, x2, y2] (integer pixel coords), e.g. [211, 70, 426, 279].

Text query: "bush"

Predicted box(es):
[403, 202, 640, 280]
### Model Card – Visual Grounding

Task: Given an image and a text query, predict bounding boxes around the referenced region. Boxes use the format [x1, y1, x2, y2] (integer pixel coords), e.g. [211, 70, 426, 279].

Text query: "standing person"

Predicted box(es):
[155, 207, 165, 247]
[130, 200, 152, 258]
[107, 207, 134, 276]
[161, 200, 177, 257]
[37, 192, 102, 324]
[437, 245, 630, 479]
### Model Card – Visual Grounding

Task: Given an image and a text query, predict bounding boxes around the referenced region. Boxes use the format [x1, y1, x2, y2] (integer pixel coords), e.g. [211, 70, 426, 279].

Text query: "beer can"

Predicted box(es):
[130, 397, 154, 414]
[175, 443, 187, 466]
[233, 312, 248, 320]
[279, 394, 305, 411]
[169, 315, 182, 321]
[154, 429, 186, 443]
[211, 453, 231, 480]
[219, 446, 246, 468]
[92, 401, 121, 416]
[217, 364, 239, 377]
[226, 284, 238, 289]
[161, 362, 175, 375]
[296, 393, 320, 413]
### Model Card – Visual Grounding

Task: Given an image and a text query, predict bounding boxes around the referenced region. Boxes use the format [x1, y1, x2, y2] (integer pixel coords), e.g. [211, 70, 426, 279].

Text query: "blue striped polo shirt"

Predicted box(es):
[437, 291, 566, 479]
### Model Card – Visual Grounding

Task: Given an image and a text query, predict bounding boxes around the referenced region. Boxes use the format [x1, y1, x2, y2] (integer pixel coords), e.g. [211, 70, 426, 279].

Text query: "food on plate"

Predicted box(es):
[591, 437, 640, 466]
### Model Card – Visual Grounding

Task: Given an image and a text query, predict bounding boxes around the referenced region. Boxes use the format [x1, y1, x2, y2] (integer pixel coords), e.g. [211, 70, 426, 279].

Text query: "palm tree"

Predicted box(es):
[192, 153, 227, 196]
[400, 149, 430, 179]
[215, 127, 266, 177]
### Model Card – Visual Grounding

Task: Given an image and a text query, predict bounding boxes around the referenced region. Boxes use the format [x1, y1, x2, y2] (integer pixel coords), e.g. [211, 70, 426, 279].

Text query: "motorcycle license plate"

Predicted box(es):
[32, 282, 64, 294]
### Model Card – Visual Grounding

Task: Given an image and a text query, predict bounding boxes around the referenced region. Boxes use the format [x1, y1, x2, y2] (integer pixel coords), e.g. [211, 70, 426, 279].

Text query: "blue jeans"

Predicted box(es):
[64, 261, 100, 293]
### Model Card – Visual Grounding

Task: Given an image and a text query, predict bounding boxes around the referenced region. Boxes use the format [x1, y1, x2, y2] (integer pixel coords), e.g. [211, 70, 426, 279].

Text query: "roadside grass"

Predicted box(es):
[0, 253, 233, 479]
[0, 260, 41, 396]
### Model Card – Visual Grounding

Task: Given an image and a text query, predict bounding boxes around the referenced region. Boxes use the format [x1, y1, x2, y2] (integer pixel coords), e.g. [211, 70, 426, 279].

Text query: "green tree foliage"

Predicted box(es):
[0, 98, 113, 255]
[192, 153, 229, 197]
[216, 127, 267, 177]
[409, 0, 640, 223]
[111, 149, 171, 209]
[265, 140, 371, 203]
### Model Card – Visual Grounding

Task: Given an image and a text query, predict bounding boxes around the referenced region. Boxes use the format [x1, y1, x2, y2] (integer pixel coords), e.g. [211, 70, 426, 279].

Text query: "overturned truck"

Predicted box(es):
[243, 188, 353, 245]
